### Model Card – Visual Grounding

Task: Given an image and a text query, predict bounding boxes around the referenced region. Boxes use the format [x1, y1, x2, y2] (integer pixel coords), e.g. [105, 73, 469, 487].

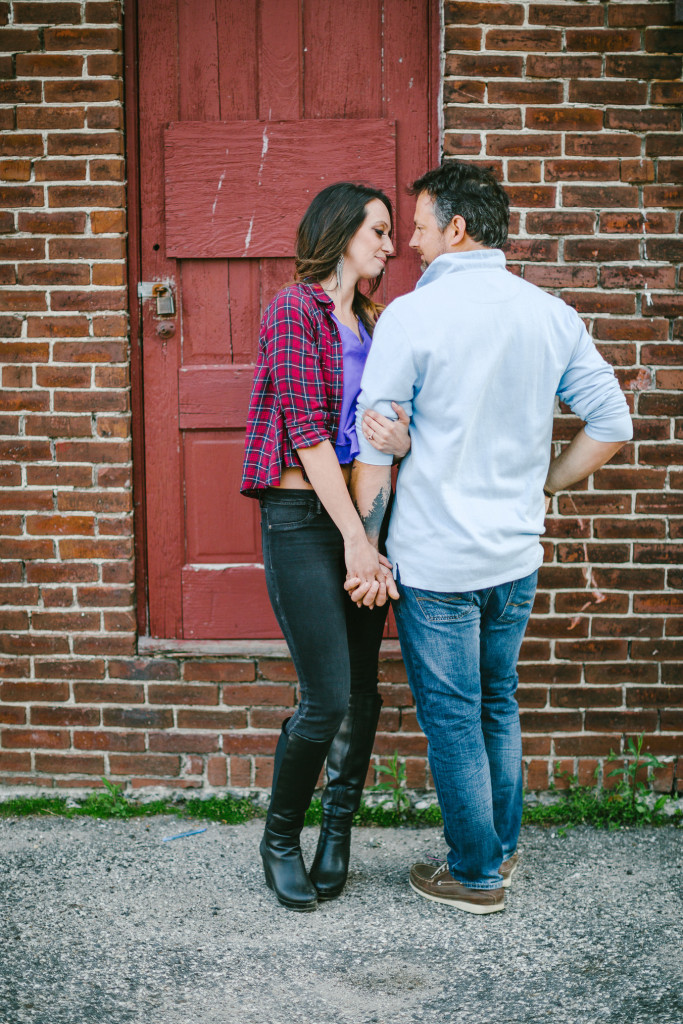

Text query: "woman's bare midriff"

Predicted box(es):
[276, 465, 352, 490]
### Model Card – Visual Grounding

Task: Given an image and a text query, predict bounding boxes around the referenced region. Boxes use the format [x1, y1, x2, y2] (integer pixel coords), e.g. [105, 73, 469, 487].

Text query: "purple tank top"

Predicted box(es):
[332, 313, 372, 465]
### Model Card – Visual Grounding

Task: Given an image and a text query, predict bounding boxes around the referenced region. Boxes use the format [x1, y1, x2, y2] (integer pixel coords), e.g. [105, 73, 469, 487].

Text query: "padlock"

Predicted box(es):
[153, 283, 175, 316]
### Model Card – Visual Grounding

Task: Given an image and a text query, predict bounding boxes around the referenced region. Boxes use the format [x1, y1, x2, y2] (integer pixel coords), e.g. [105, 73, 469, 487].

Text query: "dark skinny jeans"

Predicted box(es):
[259, 489, 388, 742]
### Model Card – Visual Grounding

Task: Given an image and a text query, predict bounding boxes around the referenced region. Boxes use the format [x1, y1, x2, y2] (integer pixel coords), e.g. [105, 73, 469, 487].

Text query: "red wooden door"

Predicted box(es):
[135, 0, 439, 639]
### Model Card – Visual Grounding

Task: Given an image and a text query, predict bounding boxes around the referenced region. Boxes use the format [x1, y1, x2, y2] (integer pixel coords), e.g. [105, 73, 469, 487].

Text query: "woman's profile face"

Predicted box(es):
[344, 199, 394, 281]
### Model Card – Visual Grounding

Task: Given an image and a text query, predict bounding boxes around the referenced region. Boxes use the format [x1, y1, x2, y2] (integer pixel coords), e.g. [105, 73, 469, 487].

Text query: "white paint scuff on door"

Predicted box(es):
[211, 148, 230, 219]
[243, 126, 269, 255]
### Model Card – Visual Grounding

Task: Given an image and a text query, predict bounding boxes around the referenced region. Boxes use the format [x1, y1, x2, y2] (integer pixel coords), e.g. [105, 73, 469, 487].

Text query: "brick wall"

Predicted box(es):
[0, 0, 681, 797]
[443, 0, 683, 793]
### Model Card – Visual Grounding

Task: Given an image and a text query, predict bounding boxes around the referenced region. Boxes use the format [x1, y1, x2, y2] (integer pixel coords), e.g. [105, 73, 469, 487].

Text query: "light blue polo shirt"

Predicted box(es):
[355, 249, 633, 592]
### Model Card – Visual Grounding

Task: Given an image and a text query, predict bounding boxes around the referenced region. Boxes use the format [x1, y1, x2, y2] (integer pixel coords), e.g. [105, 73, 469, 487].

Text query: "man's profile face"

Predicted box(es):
[409, 191, 450, 271]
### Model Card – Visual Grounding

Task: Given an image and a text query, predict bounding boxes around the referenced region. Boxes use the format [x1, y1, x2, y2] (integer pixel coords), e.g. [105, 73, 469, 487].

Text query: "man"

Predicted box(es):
[349, 162, 632, 914]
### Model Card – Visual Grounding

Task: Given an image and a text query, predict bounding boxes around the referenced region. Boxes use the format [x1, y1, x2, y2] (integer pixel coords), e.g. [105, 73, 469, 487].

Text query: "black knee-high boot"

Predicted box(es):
[309, 693, 382, 900]
[260, 720, 332, 912]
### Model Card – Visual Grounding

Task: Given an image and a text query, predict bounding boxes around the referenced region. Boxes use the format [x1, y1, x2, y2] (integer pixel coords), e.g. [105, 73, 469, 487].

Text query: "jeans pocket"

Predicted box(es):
[496, 571, 538, 624]
[413, 588, 476, 623]
[261, 501, 317, 532]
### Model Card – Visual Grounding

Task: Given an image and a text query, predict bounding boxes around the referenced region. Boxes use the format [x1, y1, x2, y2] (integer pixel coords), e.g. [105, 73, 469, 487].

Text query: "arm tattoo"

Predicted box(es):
[354, 483, 391, 545]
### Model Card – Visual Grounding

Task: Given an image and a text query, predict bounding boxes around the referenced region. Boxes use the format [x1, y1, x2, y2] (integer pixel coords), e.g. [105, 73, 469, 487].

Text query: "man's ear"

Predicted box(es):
[447, 214, 468, 249]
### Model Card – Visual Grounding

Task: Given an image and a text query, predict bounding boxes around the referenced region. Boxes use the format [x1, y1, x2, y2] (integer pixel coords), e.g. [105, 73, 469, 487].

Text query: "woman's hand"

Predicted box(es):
[344, 533, 384, 606]
[362, 403, 411, 458]
[344, 553, 399, 608]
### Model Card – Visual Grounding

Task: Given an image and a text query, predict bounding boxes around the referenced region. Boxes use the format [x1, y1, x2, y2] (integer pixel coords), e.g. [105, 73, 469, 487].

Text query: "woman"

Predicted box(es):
[241, 182, 410, 911]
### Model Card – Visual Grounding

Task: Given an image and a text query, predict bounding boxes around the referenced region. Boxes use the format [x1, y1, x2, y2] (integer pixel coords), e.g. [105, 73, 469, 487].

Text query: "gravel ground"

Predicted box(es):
[0, 815, 681, 1024]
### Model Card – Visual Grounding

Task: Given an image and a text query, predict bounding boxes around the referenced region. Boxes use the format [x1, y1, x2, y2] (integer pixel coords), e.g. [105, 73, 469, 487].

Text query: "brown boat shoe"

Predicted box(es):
[501, 851, 520, 889]
[409, 862, 504, 914]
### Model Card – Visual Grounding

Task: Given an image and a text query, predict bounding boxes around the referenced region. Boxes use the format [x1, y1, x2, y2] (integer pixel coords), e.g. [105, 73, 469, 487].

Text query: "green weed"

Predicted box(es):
[371, 753, 412, 821]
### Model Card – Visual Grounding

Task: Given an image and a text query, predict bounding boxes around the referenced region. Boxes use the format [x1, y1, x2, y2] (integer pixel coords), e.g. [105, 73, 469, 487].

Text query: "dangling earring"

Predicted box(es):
[335, 254, 344, 291]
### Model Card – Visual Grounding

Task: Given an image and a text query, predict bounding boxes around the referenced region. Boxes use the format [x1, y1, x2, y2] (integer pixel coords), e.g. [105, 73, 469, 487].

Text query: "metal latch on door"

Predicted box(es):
[137, 281, 175, 316]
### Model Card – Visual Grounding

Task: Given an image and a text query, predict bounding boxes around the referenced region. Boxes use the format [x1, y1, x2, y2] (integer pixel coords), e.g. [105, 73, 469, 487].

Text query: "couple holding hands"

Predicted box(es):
[241, 161, 632, 915]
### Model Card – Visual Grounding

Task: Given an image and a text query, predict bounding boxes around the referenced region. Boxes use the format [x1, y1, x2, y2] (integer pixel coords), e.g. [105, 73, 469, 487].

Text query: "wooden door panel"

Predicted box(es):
[178, 366, 253, 430]
[136, 0, 438, 638]
[164, 120, 397, 259]
[184, 433, 259, 562]
[182, 565, 279, 639]
[179, 260, 231, 365]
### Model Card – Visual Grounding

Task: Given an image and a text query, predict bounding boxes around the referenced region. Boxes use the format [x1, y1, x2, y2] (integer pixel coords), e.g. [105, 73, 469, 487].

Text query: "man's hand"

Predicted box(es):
[362, 402, 411, 459]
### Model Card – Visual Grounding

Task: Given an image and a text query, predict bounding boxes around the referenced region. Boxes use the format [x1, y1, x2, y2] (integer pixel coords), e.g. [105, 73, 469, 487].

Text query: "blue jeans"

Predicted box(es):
[394, 569, 538, 890]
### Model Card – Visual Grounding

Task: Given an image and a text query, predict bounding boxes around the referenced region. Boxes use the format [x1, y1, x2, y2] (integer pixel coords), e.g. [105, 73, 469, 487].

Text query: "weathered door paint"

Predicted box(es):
[135, 0, 439, 638]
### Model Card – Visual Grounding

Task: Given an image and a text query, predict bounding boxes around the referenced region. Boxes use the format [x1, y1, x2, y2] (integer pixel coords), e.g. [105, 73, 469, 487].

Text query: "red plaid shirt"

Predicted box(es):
[241, 282, 342, 496]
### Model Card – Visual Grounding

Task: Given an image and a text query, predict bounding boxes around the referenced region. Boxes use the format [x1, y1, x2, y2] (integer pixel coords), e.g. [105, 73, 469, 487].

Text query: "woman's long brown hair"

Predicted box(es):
[294, 182, 393, 335]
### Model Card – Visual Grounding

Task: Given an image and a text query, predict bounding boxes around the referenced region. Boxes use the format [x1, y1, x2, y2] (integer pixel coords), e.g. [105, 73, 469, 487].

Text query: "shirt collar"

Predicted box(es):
[298, 280, 334, 307]
[416, 248, 506, 289]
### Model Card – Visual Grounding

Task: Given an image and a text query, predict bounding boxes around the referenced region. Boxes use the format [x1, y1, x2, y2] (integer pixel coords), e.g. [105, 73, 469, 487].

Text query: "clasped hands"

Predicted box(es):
[344, 550, 398, 609]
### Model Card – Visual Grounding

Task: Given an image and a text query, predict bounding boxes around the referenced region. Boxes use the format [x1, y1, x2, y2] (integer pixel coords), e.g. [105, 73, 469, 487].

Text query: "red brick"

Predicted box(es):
[33, 159, 88, 181]
[529, 4, 604, 26]
[445, 106, 521, 130]
[608, 109, 679, 133]
[0, 158, 33, 183]
[0, 752, 32, 771]
[526, 55, 602, 79]
[14, 2, 81, 22]
[180, 660, 254, 683]
[100, 709, 171, 731]
[445, 54, 523, 77]
[651, 82, 683, 105]
[18, 264, 90, 287]
[44, 25, 122, 48]
[87, 52, 123, 75]
[555, 735, 621, 756]
[0, 135, 43, 157]
[507, 160, 542, 183]
[17, 210, 86, 234]
[48, 183, 125, 206]
[109, 754, 180, 776]
[524, 265, 597, 288]
[35, 754, 105, 774]
[17, 107, 86, 130]
[486, 134, 561, 158]
[545, 160, 620, 184]
[646, 135, 683, 158]
[526, 108, 603, 132]
[2, 728, 69, 750]
[564, 238, 638, 263]
[606, 55, 681, 78]
[19, 48, 79, 73]
[45, 80, 123, 104]
[86, 106, 124, 130]
[445, 2, 524, 26]
[223, 732, 280, 755]
[485, 28, 561, 51]
[149, 733, 218, 754]
[608, 3, 671, 27]
[644, 27, 683, 53]
[148, 683, 218, 705]
[526, 211, 597, 236]
[207, 754, 227, 787]
[566, 135, 641, 158]
[569, 80, 648, 105]
[85, 1, 121, 21]
[563, 185, 639, 209]
[74, 731, 146, 752]
[644, 186, 683, 208]
[444, 27, 482, 51]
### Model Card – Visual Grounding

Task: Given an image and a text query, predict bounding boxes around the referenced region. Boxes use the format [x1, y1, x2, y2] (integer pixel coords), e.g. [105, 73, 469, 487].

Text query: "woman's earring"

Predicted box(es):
[335, 255, 344, 290]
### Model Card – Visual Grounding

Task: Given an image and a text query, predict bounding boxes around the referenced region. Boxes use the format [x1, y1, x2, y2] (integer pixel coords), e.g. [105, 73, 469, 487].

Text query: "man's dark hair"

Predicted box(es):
[410, 162, 509, 248]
